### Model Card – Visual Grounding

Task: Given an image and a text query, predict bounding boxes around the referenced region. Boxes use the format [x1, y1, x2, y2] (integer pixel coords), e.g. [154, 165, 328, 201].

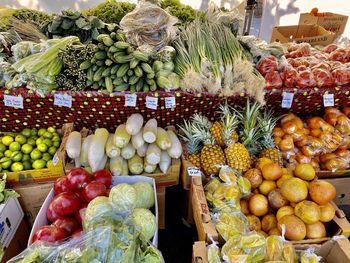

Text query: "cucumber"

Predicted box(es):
[102, 36, 114, 47]
[129, 58, 139, 69]
[96, 60, 104, 66]
[116, 64, 129, 78]
[133, 50, 149, 62]
[95, 51, 107, 60]
[141, 63, 153, 74]
[134, 66, 143, 78]
[93, 67, 105, 82]
[80, 60, 92, 70]
[153, 60, 163, 72]
[102, 67, 112, 77]
[127, 69, 134, 77]
[122, 75, 129, 83]
[115, 83, 129, 91]
[130, 85, 136, 93]
[163, 61, 175, 71]
[146, 72, 155, 79]
[128, 76, 140, 85]
[105, 77, 113, 92]
[111, 65, 120, 75]
[136, 79, 144, 91]
[143, 83, 150, 92]
[113, 78, 124, 85]
[87, 67, 94, 81]
[114, 41, 130, 49]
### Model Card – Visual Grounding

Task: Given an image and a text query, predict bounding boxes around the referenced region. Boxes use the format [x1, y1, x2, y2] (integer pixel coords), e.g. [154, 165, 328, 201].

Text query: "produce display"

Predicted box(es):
[65, 114, 182, 175]
[0, 127, 62, 172]
[274, 108, 350, 171]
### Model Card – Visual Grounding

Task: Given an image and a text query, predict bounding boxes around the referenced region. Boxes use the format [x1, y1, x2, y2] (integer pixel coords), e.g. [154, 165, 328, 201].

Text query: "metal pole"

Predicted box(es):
[243, 0, 258, 35]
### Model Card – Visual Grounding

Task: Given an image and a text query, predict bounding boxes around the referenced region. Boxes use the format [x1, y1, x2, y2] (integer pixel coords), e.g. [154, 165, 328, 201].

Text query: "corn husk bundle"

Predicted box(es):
[66, 114, 182, 175]
[174, 20, 265, 104]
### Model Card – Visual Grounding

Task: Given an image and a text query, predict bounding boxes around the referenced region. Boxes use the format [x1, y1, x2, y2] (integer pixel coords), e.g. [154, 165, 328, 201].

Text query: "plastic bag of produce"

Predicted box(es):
[296, 68, 316, 88]
[214, 211, 249, 242]
[207, 235, 222, 263]
[312, 67, 334, 87]
[331, 67, 350, 85]
[120, 1, 178, 51]
[256, 56, 278, 76]
[300, 248, 321, 263]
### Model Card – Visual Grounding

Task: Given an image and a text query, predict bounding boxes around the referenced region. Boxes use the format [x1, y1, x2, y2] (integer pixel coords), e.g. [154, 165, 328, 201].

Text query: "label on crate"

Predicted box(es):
[3, 95, 23, 109]
[187, 167, 201, 177]
[52, 152, 59, 166]
[165, 97, 176, 109]
[281, 92, 294, 108]
[146, 96, 158, 110]
[124, 93, 137, 107]
[323, 94, 334, 107]
[54, 93, 72, 108]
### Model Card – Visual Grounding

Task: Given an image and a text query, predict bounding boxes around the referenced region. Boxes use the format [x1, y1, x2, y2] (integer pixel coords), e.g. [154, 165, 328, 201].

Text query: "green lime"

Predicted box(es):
[15, 134, 27, 145]
[11, 162, 23, 172]
[30, 149, 42, 160]
[43, 132, 53, 139]
[0, 152, 3, 159]
[32, 159, 46, 169]
[4, 150, 12, 158]
[52, 135, 61, 142]
[21, 144, 33, 154]
[11, 152, 22, 162]
[36, 137, 44, 146]
[9, 142, 21, 152]
[0, 157, 12, 169]
[53, 141, 60, 148]
[22, 154, 30, 162]
[31, 136, 38, 140]
[22, 161, 32, 170]
[21, 128, 31, 138]
[47, 127, 56, 133]
[27, 138, 36, 147]
[38, 129, 46, 137]
[30, 159, 35, 164]
[31, 128, 38, 137]
[0, 166, 2, 172]
[37, 143, 48, 153]
[2, 136, 14, 146]
[0, 143, 6, 152]
[52, 132, 60, 137]
[43, 139, 53, 147]
[46, 160, 53, 168]
[42, 152, 52, 162]
[48, 146, 57, 156]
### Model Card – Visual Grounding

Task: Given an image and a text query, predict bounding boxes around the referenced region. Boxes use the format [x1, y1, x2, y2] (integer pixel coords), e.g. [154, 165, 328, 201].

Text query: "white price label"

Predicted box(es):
[281, 92, 294, 109]
[52, 152, 59, 166]
[323, 94, 334, 107]
[54, 93, 72, 108]
[124, 93, 137, 107]
[146, 96, 158, 110]
[187, 167, 201, 177]
[165, 97, 176, 109]
[3, 95, 23, 109]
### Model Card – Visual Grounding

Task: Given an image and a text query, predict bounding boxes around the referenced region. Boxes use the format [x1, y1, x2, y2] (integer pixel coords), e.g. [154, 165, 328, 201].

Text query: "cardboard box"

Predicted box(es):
[29, 176, 159, 247]
[0, 198, 24, 261]
[192, 241, 208, 263]
[325, 177, 350, 206]
[13, 182, 54, 226]
[157, 186, 166, 229]
[3, 124, 73, 186]
[299, 12, 348, 38]
[1, 219, 30, 263]
[271, 24, 335, 46]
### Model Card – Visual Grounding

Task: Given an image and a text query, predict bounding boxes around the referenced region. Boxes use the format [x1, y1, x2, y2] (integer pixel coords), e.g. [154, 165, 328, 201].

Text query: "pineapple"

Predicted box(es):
[210, 121, 225, 146]
[259, 109, 283, 167]
[192, 120, 226, 176]
[178, 120, 202, 168]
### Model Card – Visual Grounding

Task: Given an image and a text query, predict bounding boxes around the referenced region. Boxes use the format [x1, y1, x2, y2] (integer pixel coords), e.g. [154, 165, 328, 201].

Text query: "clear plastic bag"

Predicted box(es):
[120, 1, 178, 51]
[214, 211, 249, 242]
[207, 235, 222, 263]
[300, 248, 322, 263]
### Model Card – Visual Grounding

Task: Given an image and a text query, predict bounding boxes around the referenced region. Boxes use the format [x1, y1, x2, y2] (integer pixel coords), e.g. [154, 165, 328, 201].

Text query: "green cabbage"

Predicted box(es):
[109, 183, 137, 215]
[133, 182, 155, 209]
[83, 196, 114, 231]
[131, 208, 156, 242]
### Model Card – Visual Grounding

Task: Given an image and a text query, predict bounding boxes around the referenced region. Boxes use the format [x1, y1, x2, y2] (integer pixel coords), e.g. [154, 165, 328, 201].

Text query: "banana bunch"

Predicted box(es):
[81, 30, 180, 92]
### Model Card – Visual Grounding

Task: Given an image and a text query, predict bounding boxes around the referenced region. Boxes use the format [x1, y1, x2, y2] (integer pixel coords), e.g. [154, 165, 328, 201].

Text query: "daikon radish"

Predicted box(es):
[106, 134, 120, 158]
[128, 154, 143, 175]
[113, 124, 131, 148]
[156, 127, 172, 150]
[143, 119, 157, 143]
[146, 143, 161, 165]
[126, 113, 144, 135]
[66, 131, 82, 167]
[160, 151, 171, 173]
[80, 135, 93, 167]
[166, 130, 182, 158]
[95, 154, 107, 171]
[144, 159, 157, 173]
[137, 143, 148, 157]
[88, 128, 109, 172]
[110, 156, 124, 176]
[121, 143, 136, 160]
[121, 159, 129, 176]
[131, 129, 145, 149]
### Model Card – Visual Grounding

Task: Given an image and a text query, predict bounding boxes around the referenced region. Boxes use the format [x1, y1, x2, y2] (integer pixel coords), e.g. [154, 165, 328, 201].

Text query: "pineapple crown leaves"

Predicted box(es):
[191, 121, 216, 145]
[258, 108, 280, 149]
[191, 113, 212, 130]
[178, 119, 203, 154]
[218, 102, 239, 145]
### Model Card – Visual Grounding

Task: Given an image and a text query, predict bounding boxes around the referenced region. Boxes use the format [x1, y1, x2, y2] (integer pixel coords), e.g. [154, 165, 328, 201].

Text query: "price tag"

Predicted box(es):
[281, 92, 294, 109]
[187, 167, 202, 177]
[165, 97, 176, 109]
[323, 94, 334, 107]
[3, 95, 23, 109]
[52, 153, 59, 166]
[146, 96, 158, 110]
[124, 93, 137, 107]
[54, 93, 72, 108]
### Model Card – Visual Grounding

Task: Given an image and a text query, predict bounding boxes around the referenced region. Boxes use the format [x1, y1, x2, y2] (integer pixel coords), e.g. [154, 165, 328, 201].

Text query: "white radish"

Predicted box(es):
[121, 143, 136, 160]
[146, 143, 161, 165]
[166, 130, 182, 158]
[137, 143, 148, 157]
[106, 134, 120, 158]
[156, 127, 172, 150]
[121, 159, 129, 176]
[159, 151, 171, 173]
[126, 113, 144, 135]
[128, 155, 143, 175]
[131, 129, 145, 149]
[110, 156, 124, 176]
[144, 159, 157, 173]
[66, 131, 82, 167]
[143, 119, 157, 143]
[113, 124, 131, 148]
[88, 128, 109, 172]
[79, 134, 93, 167]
